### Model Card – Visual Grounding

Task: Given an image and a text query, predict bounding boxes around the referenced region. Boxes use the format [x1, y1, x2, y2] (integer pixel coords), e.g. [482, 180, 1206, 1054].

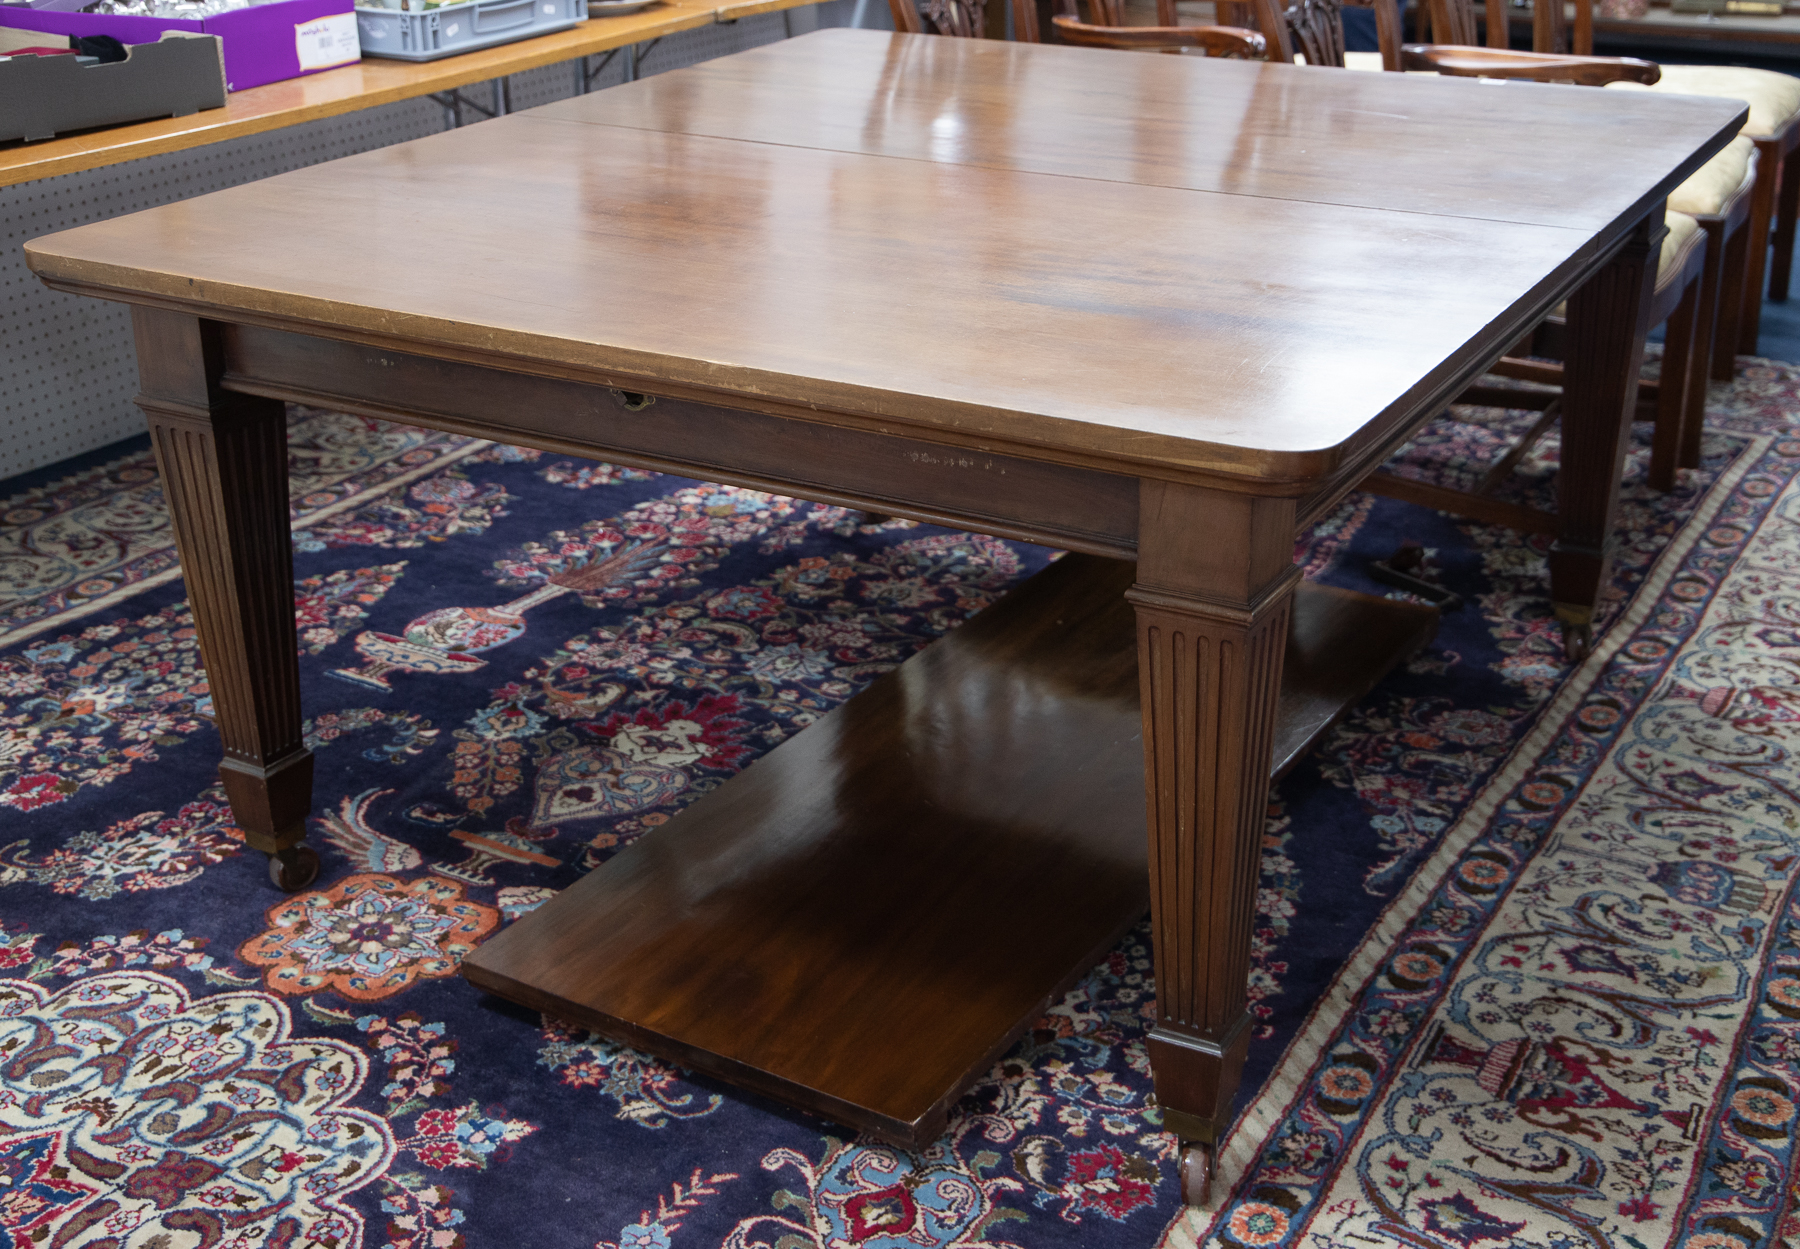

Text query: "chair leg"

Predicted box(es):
[1771, 144, 1800, 303]
[1651, 274, 1699, 492]
[1683, 220, 1726, 471]
[1737, 138, 1781, 359]
[1713, 200, 1754, 382]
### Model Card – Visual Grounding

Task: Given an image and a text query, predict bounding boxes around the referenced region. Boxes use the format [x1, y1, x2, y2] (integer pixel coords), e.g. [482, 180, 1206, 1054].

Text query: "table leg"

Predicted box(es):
[1130, 482, 1299, 1207]
[1549, 208, 1661, 662]
[132, 308, 318, 892]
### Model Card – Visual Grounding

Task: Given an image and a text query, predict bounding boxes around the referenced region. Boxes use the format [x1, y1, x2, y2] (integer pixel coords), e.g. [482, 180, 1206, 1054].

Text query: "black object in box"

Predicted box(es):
[0, 31, 226, 143]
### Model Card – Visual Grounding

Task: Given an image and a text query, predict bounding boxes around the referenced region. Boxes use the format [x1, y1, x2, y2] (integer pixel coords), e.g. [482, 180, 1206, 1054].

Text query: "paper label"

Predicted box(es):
[295, 11, 359, 71]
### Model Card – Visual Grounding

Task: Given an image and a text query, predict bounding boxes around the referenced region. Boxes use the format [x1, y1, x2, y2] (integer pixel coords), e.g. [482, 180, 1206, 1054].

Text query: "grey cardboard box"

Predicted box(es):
[1, 31, 226, 143]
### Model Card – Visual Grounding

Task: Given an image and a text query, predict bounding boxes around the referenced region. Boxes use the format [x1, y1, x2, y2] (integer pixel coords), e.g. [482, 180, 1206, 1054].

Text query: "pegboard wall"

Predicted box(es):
[0, 0, 853, 482]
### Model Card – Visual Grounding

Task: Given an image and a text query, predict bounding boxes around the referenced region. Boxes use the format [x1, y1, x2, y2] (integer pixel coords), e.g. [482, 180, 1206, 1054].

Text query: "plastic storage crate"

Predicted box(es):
[354, 0, 582, 59]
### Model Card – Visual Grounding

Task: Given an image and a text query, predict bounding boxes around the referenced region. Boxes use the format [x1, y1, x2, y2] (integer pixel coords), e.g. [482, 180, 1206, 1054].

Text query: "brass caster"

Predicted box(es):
[1179, 1140, 1214, 1208]
[1561, 620, 1593, 664]
[269, 845, 320, 892]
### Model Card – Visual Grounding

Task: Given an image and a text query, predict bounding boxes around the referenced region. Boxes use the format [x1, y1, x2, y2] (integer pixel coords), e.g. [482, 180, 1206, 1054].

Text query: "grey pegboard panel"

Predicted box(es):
[501, 44, 625, 112]
[639, 9, 791, 74]
[1, 7, 823, 480]
[0, 95, 448, 479]
[504, 10, 800, 112]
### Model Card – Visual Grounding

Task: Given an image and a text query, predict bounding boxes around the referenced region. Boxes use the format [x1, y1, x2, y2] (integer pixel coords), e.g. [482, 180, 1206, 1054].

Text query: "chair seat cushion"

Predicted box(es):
[1661, 209, 1701, 281]
[1667, 134, 1754, 216]
[1605, 64, 1800, 138]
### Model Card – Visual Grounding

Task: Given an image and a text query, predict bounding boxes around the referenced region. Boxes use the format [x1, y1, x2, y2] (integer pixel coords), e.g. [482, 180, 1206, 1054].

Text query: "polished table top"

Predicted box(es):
[25, 31, 1744, 489]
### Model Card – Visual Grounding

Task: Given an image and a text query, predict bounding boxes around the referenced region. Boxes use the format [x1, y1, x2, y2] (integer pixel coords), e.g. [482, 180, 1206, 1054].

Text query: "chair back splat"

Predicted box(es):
[888, 0, 1059, 41]
[1424, 0, 1589, 51]
[1241, 0, 1402, 70]
[1285, 0, 1346, 66]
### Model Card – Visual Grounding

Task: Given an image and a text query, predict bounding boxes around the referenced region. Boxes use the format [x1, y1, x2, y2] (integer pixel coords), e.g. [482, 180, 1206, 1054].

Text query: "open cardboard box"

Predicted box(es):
[0, 0, 356, 91]
[0, 30, 225, 142]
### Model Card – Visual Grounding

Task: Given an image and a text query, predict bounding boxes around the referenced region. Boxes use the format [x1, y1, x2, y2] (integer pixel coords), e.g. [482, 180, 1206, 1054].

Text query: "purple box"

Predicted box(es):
[0, 0, 358, 90]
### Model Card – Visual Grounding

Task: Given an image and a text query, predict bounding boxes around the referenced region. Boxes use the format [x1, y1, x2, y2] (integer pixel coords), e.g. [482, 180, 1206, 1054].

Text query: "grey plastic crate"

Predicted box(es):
[354, 0, 582, 60]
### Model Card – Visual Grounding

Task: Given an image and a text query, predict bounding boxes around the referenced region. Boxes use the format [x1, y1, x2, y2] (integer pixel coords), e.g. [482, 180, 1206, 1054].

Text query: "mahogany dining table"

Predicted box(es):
[24, 29, 1745, 1204]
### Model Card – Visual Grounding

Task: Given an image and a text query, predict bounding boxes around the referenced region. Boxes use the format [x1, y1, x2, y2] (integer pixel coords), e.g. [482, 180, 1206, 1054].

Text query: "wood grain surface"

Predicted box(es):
[552, 30, 1740, 229]
[24, 32, 1743, 491]
[464, 550, 1154, 1146]
[462, 553, 1433, 1144]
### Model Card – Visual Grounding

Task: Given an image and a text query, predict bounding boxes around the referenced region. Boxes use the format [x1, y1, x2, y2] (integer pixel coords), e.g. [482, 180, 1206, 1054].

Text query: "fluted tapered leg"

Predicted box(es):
[1131, 483, 1298, 1201]
[1552, 207, 1661, 660]
[132, 307, 316, 890]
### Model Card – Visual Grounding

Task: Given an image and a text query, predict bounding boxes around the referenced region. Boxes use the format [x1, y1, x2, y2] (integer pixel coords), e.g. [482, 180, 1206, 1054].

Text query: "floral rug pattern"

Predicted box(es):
[0, 409, 487, 650]
[0, 967, 394, 1247]
[0, 361, 1795, 1249]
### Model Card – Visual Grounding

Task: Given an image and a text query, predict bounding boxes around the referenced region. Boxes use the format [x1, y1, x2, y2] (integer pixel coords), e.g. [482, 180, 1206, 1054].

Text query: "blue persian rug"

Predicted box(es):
[0, 361, 1795, 1249]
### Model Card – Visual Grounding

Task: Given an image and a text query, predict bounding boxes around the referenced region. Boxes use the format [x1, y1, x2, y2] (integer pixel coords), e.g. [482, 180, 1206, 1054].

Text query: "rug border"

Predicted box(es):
[1157, 435, 1770, 1249]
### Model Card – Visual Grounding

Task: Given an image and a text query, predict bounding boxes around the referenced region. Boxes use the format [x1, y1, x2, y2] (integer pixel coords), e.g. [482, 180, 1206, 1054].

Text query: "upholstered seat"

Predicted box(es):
[1660, 210, 1703, 278]
[1606, 68, 1800, 363]
[1606, 65, 1800, 138]
[1668, 135, 1755, 217]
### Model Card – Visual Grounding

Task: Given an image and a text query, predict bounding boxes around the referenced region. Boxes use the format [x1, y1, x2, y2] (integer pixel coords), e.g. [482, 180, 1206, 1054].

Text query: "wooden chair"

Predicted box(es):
[1028, 0, 1395, 63]
[1423, 0, 1800, 370]
[1227, 0, 1738, 658]
[1232, 0, 1404, 68]
[1365, 206, 1719, 526]
[1049, 5, 1265, 55]
[1398, 0, 1761, 487]
[886, 0, 1046, 39]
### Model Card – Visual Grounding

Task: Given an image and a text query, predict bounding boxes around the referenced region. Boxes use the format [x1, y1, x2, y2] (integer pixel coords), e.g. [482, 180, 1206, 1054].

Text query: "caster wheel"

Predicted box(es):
[1561, 621, 1593, 664]
[269, 846, 320, 892]
[1178, 1141, 1214, 1208]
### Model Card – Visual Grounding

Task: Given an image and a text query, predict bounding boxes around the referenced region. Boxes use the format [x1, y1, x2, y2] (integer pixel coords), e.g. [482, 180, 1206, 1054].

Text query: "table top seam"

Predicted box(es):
[512, 110, 1603, 236]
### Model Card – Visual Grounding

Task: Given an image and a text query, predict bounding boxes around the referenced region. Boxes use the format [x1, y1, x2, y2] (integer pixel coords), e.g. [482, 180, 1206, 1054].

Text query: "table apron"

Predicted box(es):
[219, 323, 1143, 560]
